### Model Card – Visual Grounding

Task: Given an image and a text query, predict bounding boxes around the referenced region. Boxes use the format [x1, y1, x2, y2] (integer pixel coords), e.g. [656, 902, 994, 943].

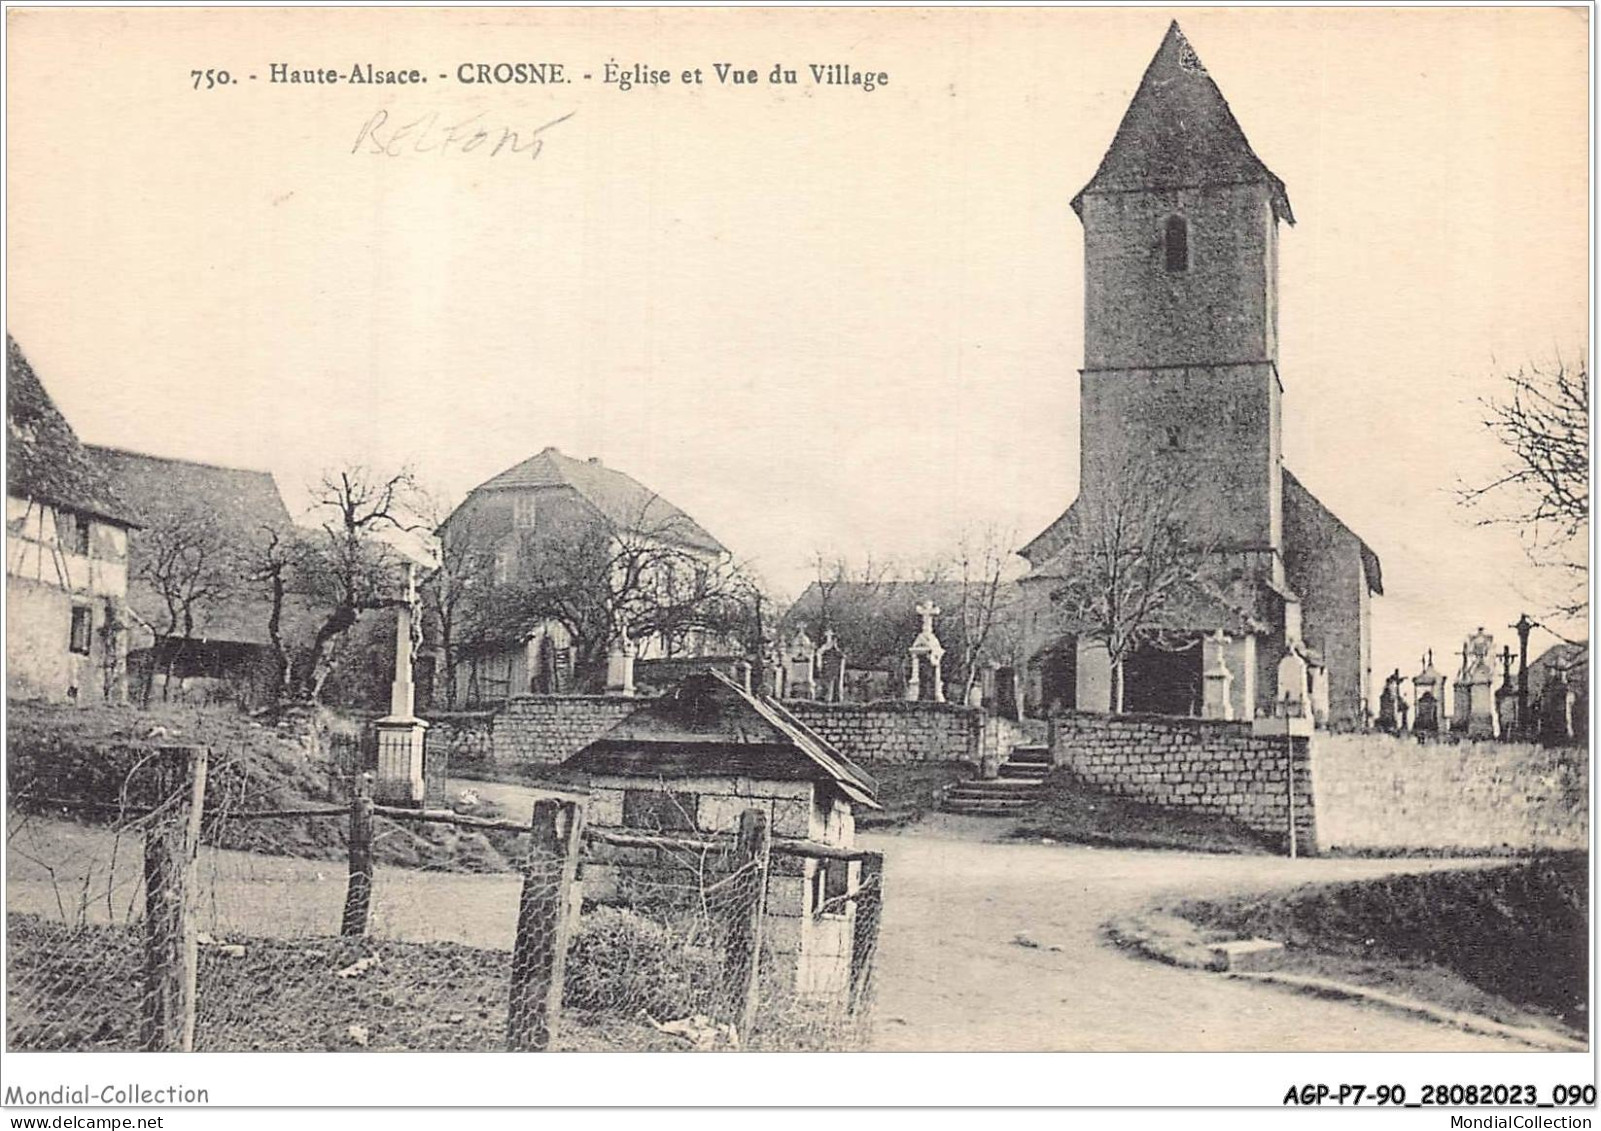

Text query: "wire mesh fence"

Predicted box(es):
[6, 745, 883, 1052]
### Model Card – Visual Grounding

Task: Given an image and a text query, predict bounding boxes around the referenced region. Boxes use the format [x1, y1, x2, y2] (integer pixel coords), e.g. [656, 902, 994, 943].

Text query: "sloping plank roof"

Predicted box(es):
[1072, 21, 1293, 223]
[472, 446, 726, 554]
[564, 671, 881, 808]
[6, 337, 136, 526]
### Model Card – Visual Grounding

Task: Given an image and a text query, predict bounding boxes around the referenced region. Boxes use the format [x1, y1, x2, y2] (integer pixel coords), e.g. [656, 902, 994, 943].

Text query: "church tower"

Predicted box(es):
[1075, 21, 1290, 575]
[1021, 20, 1382, 726]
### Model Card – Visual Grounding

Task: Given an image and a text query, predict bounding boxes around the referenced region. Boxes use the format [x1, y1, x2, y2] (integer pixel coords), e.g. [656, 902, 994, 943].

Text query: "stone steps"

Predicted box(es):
[940, 743, 1054, 816]
[997, 762, 1050, 780]
[941, 796, 1038, 816]
[946, 781, 1044, 802]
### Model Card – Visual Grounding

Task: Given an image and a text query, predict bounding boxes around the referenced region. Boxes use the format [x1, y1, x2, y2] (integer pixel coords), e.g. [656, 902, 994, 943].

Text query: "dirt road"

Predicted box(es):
[863, 817, 1530, 1052]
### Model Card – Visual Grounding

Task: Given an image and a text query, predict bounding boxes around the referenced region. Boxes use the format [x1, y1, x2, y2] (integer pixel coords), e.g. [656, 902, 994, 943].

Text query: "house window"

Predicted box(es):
[1164, 216, 1189, 272]
[622, 789, 698, 832]
[69, 605, 93, 655]
[1164, 424, 1184, 450]
[54, 510, 91, 555]
[811, 859, 851, 919]
[513, 493, 537, 530]
[493, 545, 514, 585]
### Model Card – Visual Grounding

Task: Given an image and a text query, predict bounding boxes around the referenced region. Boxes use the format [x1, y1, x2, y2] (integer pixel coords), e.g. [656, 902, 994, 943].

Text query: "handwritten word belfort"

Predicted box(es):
[352, 109, 575, 160]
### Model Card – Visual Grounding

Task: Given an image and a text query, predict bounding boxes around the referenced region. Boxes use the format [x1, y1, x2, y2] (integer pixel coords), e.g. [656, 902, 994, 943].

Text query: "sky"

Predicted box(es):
[6, 7, 1590, 692]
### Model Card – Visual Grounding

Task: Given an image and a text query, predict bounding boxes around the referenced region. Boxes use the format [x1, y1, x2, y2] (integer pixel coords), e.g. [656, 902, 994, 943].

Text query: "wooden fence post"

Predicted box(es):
[506, 797, 585, 1051]
[724, 808, 771, 1041]
[848, 851, 884, 1016]
[141, 744, 208, 1052]
[341, 772, 375, 937]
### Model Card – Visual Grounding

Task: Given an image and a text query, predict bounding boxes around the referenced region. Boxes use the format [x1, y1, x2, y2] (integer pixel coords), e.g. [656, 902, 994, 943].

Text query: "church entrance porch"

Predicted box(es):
[1027, 641, 1078, 718]
[1121, 637, 1203, 716]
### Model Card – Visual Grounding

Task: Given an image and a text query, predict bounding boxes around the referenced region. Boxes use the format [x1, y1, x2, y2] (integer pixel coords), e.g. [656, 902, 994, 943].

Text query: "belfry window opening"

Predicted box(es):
[1164, 215, 1189, 272]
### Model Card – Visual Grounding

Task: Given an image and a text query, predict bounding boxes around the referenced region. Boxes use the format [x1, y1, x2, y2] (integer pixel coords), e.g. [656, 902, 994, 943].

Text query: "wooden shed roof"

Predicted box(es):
[563, 671, 881, 808]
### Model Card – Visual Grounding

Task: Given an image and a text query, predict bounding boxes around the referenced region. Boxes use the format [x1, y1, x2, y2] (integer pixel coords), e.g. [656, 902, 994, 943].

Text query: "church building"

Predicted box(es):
[1020, 22, 1381, 729]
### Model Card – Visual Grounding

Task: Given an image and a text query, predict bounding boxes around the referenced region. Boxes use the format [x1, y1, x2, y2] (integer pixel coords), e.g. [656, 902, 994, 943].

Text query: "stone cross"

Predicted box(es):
[916, 600, 941, 635]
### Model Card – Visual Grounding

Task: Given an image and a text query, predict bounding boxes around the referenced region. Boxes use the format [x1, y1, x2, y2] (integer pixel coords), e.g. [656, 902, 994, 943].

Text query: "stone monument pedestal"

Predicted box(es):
[374, 715, 429, 806]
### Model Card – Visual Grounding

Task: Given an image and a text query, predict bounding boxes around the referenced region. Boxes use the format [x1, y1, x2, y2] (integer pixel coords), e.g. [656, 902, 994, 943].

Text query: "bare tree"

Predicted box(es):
[244, 524, 299, 706]
[1461, 355, 1589, 619]
[452, 494, 755, 689]
[946, 525, 1021, 704]
[295, 465, 423, 703]
[1039, 456, 1223, 713]
[134, 508, 237, 702]
[416, 488, 497, 709]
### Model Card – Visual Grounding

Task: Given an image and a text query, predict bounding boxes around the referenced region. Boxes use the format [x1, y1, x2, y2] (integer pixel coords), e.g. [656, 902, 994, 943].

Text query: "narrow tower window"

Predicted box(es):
[1164, 216, 1189, 272]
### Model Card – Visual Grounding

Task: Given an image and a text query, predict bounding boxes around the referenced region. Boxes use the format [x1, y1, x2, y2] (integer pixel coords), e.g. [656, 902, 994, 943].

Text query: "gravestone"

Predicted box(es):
[1201, 630, 1234, 720]
[785, 629, 817, 700]
[994, 665, 1020, 720]
[1413, 651, 1445, 737]
[816, 629, 846, 703]
[905, 600, 945, 703]
[1454, 627, 1498, 738]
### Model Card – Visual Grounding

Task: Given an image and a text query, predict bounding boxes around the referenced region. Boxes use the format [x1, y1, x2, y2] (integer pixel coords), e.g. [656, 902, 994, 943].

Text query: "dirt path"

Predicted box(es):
[863, 817, 1531, 1052]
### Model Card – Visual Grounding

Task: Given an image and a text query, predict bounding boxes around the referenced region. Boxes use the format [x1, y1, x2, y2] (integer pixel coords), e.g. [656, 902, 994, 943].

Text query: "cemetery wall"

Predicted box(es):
[1311, 732, 1589, 853]
[493, 695, 642, 765]
[1050, 711, 1315, 849]
[787, 700, 984, 765]
[430, 694, 1024, 774]
[422, 710, 495, 774]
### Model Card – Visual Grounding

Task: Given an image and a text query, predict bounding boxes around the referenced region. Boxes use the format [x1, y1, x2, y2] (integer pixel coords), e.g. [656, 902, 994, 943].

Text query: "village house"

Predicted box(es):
[436, 446, 733, 706]
[6, 337, 139, 704]
[89, 444, 316, 708]
[1019, 23, 1382, 728]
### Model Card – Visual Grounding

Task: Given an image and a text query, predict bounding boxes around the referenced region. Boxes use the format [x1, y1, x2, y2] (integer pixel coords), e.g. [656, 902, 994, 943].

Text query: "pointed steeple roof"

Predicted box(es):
[1072, 21, 1293, 223]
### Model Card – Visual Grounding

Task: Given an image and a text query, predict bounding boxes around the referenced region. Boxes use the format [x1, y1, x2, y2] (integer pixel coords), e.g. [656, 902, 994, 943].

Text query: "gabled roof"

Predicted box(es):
[89, 446, 294, 537]
[1018, 498, 1081, 567]
[1072, 21, 1293, 223]
[563, 670, 881, 809]
[90, 446, 304, 646]
[6, 337, 136, 526]
[471, 446, 726, 554]
[1282, 469, 1383, 596]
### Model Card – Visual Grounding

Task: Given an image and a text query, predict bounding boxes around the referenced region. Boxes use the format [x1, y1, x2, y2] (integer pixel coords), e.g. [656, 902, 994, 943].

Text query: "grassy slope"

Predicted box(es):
[1010, 770, 1275, 854]
[8, 912, 858, 1052]
[855, 761, 974, 829]
[1168, 852, 1589, 1035]
[6, 701, 523, 872]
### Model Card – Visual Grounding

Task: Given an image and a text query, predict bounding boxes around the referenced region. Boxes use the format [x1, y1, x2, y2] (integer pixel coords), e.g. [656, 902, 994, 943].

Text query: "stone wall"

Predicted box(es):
[1050, 711, 1314, 849]
[431, 693, 1033, 777]
[786, 700, 981, 765]
[422, 710, 496, 774]
[1311, 733, 1589, 853]
[491, 695, 641, 766]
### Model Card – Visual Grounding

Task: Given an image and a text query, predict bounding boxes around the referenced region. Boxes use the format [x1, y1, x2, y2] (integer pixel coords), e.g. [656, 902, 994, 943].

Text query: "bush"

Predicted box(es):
[563, 907, 722, 1020]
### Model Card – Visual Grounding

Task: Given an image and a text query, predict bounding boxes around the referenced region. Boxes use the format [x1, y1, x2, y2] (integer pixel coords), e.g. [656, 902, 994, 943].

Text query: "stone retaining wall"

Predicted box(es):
[1050, 711, 1314, 850]
[1311, 732, 1589, 853]
[429, 693, 1028, 776]
[786, 700, 982, 764]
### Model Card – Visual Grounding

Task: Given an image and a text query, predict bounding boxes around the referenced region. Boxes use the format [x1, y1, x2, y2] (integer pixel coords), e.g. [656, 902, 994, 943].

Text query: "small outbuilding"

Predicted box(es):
[563, 670, 880, 997]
